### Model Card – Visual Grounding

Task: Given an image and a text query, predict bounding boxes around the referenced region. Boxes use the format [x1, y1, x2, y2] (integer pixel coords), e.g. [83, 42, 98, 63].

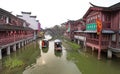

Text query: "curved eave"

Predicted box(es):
[83, 7, 103, 18]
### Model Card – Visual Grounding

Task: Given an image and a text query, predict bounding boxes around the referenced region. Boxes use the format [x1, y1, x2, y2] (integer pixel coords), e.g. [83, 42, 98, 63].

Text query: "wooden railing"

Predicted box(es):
[86, 38, 109, 49]
[86, 38, 99, 45]
[111, 41, 120, 48]
[0, 34, 33, 46]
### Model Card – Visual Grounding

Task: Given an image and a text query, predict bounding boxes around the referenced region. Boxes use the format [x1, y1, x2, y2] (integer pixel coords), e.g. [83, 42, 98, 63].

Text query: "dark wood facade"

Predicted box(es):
[64, 20, 75, 41]
[63, 2, 120, 59]
[73, 19, 86, 46]
[0, 8, 33, 46]
[83, 2, 120, 59]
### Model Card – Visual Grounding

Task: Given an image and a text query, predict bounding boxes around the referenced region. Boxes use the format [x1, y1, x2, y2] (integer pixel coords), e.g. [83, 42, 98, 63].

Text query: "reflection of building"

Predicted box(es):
[0, 8, 34, 59]
[17, 12, 41, 40]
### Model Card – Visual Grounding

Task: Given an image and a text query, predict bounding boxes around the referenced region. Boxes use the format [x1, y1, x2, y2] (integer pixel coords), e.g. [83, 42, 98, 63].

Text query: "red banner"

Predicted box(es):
[96, 18, 102, 35]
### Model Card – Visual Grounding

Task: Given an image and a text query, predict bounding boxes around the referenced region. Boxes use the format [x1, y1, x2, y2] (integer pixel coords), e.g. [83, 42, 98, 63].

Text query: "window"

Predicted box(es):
[102, 15, 105, 22]
[0, 15, 2, 19]
[119, 19, 120, 29]
[112, 34, 116, 41]
[119, 35, 120, 42]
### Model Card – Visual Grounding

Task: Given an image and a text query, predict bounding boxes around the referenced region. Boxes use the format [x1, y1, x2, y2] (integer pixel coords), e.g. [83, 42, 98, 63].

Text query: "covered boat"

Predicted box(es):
[42, 39, 49, 48]
[54, 39, 62, 51]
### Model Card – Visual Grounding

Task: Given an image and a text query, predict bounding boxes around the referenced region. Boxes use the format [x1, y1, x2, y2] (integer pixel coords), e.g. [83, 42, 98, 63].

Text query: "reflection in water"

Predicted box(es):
[42, 48, 49, 53]
[23, 41, 81, 74]
[54, 50, 62, 57]
[0, 41, 40, 74]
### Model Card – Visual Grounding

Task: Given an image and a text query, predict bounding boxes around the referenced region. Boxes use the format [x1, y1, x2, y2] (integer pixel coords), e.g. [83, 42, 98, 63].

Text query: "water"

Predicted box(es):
[0, 39, 120, 74]
[23, 41, 81, 74]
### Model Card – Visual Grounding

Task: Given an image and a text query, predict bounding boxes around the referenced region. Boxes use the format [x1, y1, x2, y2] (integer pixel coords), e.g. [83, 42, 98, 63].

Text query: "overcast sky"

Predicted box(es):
[0, 0, 120, 29]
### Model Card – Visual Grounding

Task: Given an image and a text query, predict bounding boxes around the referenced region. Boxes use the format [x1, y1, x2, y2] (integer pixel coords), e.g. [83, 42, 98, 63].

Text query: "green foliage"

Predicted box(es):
[1, 41, 40, 74]
[63, 39, 80, 51]
[64, 39, 120, 74]
[4, 58, 24, 69]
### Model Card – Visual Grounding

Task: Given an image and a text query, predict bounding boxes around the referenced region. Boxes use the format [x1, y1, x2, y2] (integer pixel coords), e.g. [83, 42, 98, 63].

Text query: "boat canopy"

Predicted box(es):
[54, 39, 61, 43]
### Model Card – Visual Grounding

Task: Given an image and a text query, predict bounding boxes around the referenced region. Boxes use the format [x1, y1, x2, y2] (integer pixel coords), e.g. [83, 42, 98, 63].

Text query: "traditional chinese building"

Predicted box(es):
[64, 20, 75, 41]
[83, 2, 120, 59]
[17, 12, 41, 40]
[73, 19, 86, 47]
[0, 8, 34, 59]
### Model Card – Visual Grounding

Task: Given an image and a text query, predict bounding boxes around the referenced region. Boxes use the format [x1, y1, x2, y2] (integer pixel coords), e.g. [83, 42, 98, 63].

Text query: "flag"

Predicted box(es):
[96, 18, 102, 35]
[66, 22, 70, 32]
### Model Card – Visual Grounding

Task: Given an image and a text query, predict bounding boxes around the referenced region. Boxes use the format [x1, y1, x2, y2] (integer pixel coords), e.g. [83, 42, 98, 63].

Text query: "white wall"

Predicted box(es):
[18, 13, 38, 30]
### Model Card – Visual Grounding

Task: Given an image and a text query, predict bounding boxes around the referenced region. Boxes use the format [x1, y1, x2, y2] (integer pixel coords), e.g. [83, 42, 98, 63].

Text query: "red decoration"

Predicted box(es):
[96, 18, 102, 35]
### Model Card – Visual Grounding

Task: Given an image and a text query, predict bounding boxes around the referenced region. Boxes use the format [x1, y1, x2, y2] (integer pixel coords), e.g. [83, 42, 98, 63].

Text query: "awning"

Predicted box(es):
[84, 30, 96, 33]
[74, 30, 84, 32]
[83, 30, 114, 34]
[102, 30, 114, 34]
[54, 39, 61, 43]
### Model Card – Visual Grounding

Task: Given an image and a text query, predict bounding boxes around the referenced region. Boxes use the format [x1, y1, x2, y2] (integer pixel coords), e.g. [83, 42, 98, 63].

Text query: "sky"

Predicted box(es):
[0, 0, 120, 29]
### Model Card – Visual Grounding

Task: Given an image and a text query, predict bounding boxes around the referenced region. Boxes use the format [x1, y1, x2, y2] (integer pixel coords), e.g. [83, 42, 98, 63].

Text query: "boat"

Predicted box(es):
[42, 39, 49, 48]
[54, 39, 62, 51]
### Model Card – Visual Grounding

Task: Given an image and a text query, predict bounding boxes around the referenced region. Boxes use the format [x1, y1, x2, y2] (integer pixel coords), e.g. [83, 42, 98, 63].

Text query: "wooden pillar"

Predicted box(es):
[98, 48, 101, 60]
[7, 46, 10, 55]
[92, 47, 94, 51]
[116, 33, 119, 48]
[25, 40, 26, 45]
[108, 34, 112, 47]
[107, 49, 112, 58]
[74, 39, 76, 42]
[78, 40, 80, 45]
[0, 49, 2, 60]
[18, 43, 20, 48]
[98, 33, 102, 60]
[22, 42, 24, 47]
[13, 44, 16, 51]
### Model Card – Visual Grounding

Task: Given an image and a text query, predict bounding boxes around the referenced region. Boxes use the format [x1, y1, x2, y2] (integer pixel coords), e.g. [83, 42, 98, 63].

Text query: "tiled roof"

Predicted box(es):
[90, 2, 120, 11]
[21, 11, 31, 14]
[109, 2, 120, 9]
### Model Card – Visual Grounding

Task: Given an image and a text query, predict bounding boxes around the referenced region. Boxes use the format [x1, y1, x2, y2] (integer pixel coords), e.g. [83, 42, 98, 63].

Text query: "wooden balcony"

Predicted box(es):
[0, 34, 33, 46]
[86, 38, 109, 49]
[74, 35, 86, 41]
[111, 41, 120, 48]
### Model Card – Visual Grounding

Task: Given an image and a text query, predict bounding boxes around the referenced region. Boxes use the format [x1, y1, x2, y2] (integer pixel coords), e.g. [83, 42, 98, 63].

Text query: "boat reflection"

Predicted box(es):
[54, 50, 62, 57]
[42, 48, 49, 53]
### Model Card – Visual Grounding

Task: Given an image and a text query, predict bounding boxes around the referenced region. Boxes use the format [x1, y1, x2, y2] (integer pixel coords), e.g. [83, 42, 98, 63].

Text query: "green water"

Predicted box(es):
[64, 40, 120, 74]
[0, 39, 120, 74]
[23, 41, 81, 74]
[0, 40, 40, 74]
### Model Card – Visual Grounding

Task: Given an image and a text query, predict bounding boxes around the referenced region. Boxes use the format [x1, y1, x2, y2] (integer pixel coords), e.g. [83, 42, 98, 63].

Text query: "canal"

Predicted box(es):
[0, 39, 120, 74]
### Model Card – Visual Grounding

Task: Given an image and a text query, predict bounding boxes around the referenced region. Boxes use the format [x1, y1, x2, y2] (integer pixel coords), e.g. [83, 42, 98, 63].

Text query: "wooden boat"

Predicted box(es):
[42, 39, 49, 48]
[54, 39, 62, 51]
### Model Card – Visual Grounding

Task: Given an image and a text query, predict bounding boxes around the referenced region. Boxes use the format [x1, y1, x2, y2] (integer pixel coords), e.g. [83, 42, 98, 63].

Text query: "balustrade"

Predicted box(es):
[0, 34, 33, 46]
[86, 38, 109, 48]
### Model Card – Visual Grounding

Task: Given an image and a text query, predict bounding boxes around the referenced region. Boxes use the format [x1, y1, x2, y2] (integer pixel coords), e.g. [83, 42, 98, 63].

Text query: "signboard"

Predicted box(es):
[86, 23, 97, 31]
